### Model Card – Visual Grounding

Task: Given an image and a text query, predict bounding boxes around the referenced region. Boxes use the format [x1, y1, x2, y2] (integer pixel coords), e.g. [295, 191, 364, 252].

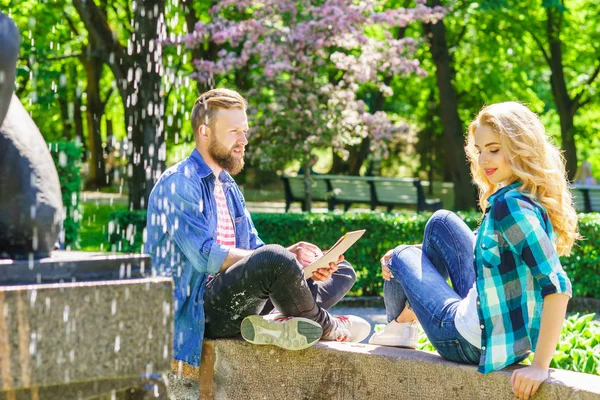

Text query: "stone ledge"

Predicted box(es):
[193, 339, 600, 400]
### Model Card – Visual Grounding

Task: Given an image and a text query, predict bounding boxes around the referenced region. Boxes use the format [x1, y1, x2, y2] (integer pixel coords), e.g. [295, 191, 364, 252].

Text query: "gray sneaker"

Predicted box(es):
[240, 314, 323, 350]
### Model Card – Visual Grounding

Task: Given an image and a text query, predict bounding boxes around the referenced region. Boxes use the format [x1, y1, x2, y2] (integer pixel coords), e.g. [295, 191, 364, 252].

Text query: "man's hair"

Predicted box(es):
[191, 89, 247, 137]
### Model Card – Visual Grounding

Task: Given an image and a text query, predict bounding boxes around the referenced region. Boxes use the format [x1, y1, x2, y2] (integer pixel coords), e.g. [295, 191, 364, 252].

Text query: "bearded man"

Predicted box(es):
[145, 89, 370, 372]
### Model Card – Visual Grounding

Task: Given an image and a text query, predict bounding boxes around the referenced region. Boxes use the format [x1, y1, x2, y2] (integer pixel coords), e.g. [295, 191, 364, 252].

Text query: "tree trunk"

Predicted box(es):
[303, 160, 312, 212]
[74, 0, 166, 210]
[424, 0, 476, 210]
[127, 0, 166, 210]
[183, 0, 219, 94]
[83, 44, 108, 189]
[348, 138, 371, 176]
[330, 150, 345, 175]
[58, 94, 73, 140]
[73, 77, 86, 161]
[546, 7, 577, 179]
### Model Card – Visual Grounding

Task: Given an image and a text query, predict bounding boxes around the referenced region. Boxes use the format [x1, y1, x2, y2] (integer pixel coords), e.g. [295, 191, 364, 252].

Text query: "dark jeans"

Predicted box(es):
[203, 244, 356, 338]
[384, 210, 481, 365]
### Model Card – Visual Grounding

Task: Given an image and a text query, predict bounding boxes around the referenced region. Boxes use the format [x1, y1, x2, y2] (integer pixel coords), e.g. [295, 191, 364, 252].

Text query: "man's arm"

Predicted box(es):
[220, 248, 254, 272]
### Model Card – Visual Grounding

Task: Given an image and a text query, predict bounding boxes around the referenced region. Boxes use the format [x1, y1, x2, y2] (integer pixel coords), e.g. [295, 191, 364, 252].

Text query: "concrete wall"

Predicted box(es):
[0, 277, 173, 399]
[181, 339, 600, 400]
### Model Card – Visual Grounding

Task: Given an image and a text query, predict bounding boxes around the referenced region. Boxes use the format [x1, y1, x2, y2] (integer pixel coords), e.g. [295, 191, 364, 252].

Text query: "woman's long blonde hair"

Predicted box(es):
[465, 102, 578, 256]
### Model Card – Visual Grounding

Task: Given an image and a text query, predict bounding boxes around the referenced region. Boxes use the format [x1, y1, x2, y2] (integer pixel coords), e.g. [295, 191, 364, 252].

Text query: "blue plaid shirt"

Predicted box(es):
[475, 181, 572, 373]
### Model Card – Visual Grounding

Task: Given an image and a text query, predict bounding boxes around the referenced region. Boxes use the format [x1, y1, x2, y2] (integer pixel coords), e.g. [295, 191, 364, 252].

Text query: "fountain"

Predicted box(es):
[0, 12, 173, 399]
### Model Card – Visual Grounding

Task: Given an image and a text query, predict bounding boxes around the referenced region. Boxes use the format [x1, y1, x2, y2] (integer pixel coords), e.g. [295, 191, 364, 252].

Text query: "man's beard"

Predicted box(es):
[208, 136, 245, 175]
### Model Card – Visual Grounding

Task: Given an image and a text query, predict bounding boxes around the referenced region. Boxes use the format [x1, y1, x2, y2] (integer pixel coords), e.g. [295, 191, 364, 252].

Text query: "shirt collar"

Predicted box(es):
[487, 180, 522, 208]
[189, 148, 234, 184]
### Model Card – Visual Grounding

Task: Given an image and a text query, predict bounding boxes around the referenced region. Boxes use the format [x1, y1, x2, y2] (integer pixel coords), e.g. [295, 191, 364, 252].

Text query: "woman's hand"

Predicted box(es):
[380, 249, 394, 281]
[510, 366, 549, 400]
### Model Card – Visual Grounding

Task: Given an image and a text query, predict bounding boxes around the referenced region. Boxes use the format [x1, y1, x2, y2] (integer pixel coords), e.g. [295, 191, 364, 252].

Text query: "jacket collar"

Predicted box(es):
[189, 148, 234, 184]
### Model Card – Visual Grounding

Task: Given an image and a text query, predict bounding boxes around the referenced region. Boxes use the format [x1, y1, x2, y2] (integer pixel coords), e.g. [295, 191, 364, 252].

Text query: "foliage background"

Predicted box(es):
[108, 210, 600, 299]
[49, 141, 83, 247]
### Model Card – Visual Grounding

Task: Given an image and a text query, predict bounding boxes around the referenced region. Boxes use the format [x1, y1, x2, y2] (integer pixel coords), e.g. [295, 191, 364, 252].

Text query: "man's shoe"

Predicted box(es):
[321, 315, 371, 343]
[368, 320, 418, 348]
[240, 314, 322, 350]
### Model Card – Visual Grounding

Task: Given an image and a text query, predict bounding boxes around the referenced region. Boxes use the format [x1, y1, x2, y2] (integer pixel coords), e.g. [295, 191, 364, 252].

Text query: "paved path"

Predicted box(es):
[328, 306, 387, 343]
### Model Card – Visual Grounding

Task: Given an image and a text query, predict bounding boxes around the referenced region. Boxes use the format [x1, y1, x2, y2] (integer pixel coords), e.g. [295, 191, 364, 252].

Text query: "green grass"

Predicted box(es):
[79, 202, 127, 251]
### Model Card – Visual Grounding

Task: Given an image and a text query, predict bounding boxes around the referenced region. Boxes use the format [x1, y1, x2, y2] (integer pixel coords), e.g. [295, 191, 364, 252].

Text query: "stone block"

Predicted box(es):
[0, 277, 173, 398]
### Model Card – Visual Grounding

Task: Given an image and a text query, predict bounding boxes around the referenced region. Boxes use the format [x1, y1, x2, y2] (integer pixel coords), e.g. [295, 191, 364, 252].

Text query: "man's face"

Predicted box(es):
[207, 108, 249, 175]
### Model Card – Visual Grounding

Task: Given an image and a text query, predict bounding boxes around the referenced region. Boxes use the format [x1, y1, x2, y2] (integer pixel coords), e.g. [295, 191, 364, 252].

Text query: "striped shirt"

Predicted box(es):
[214, 180, 235, 248]
[475, 181, 572, 374]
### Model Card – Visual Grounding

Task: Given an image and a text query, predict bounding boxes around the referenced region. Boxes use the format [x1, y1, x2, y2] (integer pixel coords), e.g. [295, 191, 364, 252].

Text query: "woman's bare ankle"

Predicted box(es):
[395, 305, 417, 323]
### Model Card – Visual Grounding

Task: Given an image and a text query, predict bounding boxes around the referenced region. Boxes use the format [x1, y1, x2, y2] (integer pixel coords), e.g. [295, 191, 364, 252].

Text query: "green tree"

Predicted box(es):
[482, 0, 600, 179]
[73, 0, 166, 209]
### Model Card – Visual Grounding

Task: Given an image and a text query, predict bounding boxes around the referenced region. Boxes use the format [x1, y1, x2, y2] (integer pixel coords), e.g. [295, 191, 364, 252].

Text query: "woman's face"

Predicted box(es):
[474, 124, 515, 186]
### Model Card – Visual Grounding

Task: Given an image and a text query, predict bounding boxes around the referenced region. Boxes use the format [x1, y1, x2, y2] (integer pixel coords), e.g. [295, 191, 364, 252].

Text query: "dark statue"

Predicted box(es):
[0, 12, 63, 258]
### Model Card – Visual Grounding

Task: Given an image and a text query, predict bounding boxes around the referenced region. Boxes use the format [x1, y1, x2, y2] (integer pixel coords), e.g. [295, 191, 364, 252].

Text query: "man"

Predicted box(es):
[145, 88, 370, 370]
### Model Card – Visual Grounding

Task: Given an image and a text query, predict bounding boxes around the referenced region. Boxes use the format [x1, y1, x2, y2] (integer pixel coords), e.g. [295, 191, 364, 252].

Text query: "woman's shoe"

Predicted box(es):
[368, 320, 418, 348]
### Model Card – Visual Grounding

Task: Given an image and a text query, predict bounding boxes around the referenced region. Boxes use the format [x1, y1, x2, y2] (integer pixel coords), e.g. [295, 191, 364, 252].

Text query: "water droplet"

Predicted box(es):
[63, 305, 69, 322]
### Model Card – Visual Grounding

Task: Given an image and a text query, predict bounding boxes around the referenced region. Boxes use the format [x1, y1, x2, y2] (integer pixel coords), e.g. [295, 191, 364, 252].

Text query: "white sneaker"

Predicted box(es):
[240, 314, 322, 350]
[368, 320, 418, 348]
[321, 315, 371, 343]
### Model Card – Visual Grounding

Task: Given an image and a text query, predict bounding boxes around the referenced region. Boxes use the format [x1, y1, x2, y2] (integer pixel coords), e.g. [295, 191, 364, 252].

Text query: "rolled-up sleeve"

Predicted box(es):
[164, 174, 226, 275]
[495, 197, 572, 298]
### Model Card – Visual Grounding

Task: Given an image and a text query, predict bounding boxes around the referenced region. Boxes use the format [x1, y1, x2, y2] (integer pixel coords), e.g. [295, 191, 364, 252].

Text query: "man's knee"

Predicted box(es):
[253, 244, 300, 274]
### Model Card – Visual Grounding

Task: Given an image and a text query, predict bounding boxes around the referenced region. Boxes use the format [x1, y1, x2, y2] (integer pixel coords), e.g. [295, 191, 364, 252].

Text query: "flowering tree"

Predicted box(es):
[175, 0, 445, 209]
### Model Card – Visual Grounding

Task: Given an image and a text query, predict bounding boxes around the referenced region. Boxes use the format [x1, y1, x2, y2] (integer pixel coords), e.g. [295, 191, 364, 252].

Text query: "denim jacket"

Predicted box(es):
[144, 149, 264, 366]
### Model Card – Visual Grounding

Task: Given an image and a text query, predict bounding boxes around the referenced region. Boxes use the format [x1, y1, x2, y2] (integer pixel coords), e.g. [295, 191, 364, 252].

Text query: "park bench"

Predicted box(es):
[281, 175, 333, 212]
[281, 174, 443, 213]
[370, 177, 443, 212]
[572, 184, 600, 213]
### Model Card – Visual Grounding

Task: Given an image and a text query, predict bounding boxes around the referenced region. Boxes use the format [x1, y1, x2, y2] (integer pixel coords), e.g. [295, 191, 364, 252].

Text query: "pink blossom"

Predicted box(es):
[172, 0, 444, 167]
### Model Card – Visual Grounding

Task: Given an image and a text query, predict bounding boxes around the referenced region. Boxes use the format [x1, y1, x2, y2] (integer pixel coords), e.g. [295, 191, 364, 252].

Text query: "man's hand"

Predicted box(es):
[311, 254, 344, 282]
[286, 241, 323, 268]
[510, 366, 549, 400]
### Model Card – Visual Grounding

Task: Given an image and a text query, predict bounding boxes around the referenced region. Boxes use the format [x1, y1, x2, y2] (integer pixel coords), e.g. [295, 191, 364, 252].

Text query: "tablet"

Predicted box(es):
[303, 229, 366, 279]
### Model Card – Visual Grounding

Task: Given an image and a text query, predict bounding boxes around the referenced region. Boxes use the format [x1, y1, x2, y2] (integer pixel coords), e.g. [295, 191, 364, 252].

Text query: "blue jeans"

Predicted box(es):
[384, 210, 481, 365]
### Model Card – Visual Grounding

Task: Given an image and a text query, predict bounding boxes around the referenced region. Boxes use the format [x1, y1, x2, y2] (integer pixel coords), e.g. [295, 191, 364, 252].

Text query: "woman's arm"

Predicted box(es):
[510, 293, 569, 400]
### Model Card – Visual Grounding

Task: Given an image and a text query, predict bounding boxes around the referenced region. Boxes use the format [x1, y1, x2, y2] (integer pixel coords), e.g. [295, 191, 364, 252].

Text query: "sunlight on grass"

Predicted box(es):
[79, 202, 127, 252]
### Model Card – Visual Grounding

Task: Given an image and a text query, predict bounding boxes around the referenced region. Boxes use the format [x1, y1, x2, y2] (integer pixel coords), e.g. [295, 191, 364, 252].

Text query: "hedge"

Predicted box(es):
[49, 141, 83, 248]
[108, 211, 600, 299]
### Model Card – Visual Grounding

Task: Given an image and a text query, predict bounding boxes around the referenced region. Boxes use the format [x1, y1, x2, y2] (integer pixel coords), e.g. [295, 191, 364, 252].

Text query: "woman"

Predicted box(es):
[370, 102, 578, 400]
[573, 160, 597, 185]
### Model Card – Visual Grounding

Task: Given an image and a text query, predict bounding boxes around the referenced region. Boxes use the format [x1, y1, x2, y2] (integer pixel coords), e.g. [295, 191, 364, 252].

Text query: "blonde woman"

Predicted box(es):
[370, 102, 577, 400]
[573, 160, 597, 185]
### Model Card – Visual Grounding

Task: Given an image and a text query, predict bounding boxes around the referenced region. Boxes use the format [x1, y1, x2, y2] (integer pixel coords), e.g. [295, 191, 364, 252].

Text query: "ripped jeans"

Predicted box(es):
[203, 244, 356, 338]
[384, 210, 481, 365]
